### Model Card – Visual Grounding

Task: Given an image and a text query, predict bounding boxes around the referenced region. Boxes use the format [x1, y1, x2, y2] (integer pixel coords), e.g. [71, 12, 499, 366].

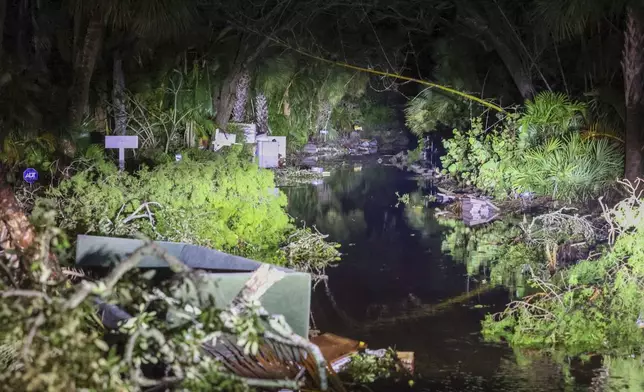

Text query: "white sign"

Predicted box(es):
[212, 129, 237, 151]
[105, 136, 139, 149]
[175, 154, 182, 162]
[105, 136, 139, 171]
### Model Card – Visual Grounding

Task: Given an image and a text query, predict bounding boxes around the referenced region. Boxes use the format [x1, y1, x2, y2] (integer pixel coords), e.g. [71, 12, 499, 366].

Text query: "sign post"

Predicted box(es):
[105, 136, 139, 171]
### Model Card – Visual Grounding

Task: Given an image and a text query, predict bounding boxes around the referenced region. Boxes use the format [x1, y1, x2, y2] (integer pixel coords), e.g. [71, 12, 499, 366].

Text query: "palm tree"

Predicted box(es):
[66, 0, 199, 128]
[535, 0, 643, 181]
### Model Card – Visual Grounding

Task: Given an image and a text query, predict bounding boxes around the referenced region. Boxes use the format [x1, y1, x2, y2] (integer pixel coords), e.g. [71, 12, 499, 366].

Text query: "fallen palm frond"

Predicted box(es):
[61, 267, 93, 282]
[582, 121, 624, 143]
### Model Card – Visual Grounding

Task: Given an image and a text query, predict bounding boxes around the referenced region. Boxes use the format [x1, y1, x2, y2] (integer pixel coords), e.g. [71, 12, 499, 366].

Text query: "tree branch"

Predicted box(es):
[64, 241, 190, 309]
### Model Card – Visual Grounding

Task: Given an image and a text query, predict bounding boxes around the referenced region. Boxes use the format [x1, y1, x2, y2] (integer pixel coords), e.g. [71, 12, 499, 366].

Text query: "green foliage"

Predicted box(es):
[329, 95, 394, 135]
[0, 132, 58, 179]
[280, 226, 341, 277]
[521, 92, 586, 144]
[39, 147, 292, 263]
[441, 92, 623, 201]
[127, 64, 217, 152]
[405, 89, 469, 136]
[405, 141, 424, 165]
[441, 114, 524, 196]
[404, 36, 488, 137]
[343, 349, 399, 384]
[0, 241, 265, 391]
[513, 133, 622, 201]
[483, 183, 644, 356]
[358, 98, 396, 128]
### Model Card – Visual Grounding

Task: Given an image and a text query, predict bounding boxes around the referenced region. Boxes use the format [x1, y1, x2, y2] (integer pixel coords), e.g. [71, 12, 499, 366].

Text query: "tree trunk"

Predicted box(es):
[460, 5, 535, 100]
[0, 185, 35, 253]
[623, 7, 644, 182]
[483, 31, 534, 100]
[0, 182, 61, 281]
[214, 67, 243, 130]
[112, 50, 128, 135]
[213, 36, 270, 130]
[69, 13, 104, 127]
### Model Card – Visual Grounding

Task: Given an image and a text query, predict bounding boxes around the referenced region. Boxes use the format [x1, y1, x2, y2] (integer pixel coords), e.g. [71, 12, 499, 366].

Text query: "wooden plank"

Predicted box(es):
[310, 333, 365, 363]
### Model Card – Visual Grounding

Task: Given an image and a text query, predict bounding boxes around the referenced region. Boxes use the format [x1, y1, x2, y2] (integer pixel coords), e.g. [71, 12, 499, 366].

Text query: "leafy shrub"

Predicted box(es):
[343, 349, 400, 384]
[441, 93, 623, 201]
[441, 114, 524, 196]
[0, 132, 60, 182]
[255, 55, 368, 149]
[360, 98, 396, 128]
[482, 180, 644, 356]
[127, 66, 216, 152]
[39, 147, 292, 263]
[512, 133, 622, 201]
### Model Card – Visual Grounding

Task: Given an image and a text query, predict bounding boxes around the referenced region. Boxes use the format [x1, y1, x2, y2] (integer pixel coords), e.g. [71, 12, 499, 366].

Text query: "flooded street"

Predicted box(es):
[283, 157, 600, 391]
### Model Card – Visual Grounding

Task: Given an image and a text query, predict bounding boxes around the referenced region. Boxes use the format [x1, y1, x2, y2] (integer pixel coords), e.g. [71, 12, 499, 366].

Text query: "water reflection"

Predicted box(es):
[283, 159, 598, 391]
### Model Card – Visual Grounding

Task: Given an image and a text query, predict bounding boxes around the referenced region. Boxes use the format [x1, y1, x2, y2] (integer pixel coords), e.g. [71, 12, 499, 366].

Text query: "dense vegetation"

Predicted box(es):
[483, 180, 644, 357]
[422, 93, 624, 202]
[2, 0, 644, 389]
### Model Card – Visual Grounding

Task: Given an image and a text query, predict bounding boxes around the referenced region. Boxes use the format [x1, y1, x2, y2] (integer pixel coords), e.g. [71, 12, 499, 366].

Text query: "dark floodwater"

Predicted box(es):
[282, 157, 598, 392]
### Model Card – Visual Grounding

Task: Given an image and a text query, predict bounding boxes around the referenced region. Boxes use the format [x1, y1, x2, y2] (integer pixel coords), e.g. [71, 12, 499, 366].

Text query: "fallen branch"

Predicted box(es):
[121, 202, 162, 225]
[1, 290, 52, 304]
[65, 240, 190, 309]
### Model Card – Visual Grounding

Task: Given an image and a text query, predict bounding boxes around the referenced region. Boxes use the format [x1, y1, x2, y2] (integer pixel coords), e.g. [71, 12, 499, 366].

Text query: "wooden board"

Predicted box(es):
[310, 333, 366, 363]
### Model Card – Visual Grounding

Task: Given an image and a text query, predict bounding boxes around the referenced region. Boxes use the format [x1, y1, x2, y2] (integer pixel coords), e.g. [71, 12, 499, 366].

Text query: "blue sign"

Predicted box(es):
[23, 168, 38, 184]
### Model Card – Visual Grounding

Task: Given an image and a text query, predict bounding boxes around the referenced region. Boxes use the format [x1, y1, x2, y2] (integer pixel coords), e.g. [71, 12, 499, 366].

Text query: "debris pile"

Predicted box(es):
[302, 137, 379, 160]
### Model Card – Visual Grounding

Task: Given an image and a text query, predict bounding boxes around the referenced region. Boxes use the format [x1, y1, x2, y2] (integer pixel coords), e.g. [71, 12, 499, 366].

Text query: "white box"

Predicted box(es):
[256, 135, 286, 158]
[257, 141, 279, 168]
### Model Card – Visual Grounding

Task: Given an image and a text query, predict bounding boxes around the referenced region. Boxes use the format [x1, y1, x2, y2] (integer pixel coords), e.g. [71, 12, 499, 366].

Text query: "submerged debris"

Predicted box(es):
[273, 167, 324, 186]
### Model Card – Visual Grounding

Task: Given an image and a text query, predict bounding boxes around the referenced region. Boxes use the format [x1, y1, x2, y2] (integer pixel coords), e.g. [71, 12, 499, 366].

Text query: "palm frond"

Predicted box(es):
[513, 133, 622, 201]
[582, 120, 624, 143]
[534, 0, 628, 40]
[521, 91, 586, 144]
